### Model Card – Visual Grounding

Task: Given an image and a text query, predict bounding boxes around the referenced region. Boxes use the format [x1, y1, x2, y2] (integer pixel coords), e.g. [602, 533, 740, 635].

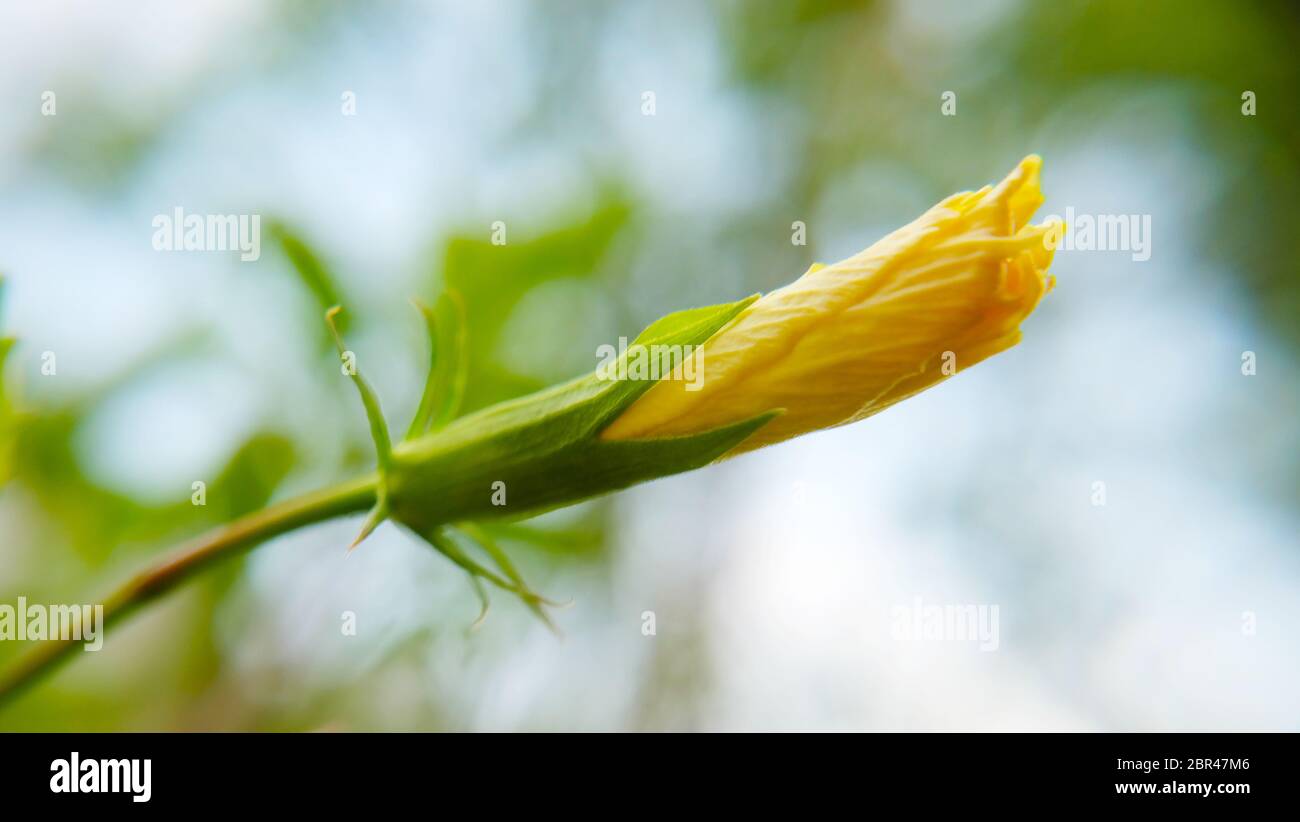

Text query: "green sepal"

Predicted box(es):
[325, 305, 394, 549]
[386, 294, 774, 531]
[418, 525, 561, 631]
[325, 306, 393, 475]
[405, 291, 468, 440]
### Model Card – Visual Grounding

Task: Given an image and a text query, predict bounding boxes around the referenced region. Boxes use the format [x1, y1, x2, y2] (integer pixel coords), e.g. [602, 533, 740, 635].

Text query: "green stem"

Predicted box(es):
[0, 473, 378, 708]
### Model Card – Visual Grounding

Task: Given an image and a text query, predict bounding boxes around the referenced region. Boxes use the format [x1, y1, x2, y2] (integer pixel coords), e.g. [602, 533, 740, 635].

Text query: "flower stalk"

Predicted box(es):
[0, 475, 378, 705]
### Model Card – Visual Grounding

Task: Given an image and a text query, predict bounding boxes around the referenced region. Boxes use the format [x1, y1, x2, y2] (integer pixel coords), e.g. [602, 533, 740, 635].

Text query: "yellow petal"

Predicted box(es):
[602, 156, 1060, 454]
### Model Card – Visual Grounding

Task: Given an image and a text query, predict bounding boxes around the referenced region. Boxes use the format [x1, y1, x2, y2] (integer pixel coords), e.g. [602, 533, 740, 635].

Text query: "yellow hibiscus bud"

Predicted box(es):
[601, 155, 1060, 454]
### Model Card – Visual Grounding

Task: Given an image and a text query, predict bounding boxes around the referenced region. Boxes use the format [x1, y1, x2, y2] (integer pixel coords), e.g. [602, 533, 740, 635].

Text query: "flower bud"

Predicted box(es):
[602, 156, 1060, 454]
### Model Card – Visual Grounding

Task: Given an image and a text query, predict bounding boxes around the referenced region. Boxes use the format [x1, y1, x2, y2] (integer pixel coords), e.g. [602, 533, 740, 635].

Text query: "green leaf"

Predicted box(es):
[436, 201, 631, 413]
[0, 274, 15, 487]
[0, 337, 13, 409]
[269, 220, 351, 347]
[210, 432, 296, 519]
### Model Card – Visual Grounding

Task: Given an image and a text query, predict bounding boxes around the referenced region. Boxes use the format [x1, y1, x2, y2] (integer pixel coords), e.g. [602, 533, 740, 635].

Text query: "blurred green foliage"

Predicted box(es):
[2, 0, 1296, 730]
[441, 201, 632, 412]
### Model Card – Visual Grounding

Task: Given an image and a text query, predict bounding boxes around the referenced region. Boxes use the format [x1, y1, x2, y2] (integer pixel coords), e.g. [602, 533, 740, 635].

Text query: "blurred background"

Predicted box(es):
[1, 0, 1297, 731]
